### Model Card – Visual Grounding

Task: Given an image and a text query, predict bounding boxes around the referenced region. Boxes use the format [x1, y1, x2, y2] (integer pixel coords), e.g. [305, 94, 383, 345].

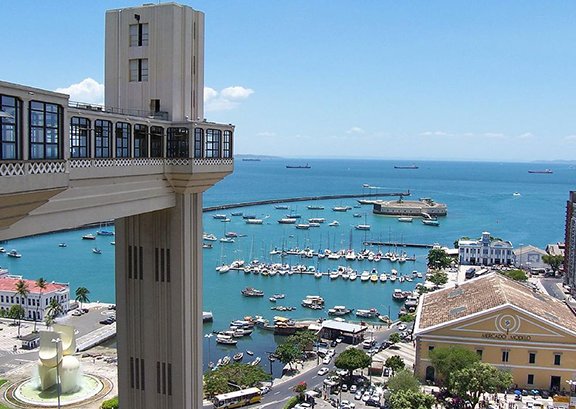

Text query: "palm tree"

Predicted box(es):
[14, 279, 30, 338]
[34, 277, 47, 332]
[75, 287, 90, 311]
[45, 298, 64, 328]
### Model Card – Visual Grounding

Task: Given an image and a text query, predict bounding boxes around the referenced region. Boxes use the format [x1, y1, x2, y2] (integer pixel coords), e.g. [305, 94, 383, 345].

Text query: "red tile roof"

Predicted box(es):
[0, 277, 67, 294]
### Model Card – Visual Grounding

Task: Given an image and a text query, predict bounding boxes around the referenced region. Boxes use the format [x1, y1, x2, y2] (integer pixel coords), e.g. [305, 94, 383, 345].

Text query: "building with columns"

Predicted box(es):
[458, 231, 514, 266]
[0, 3, 233, 409]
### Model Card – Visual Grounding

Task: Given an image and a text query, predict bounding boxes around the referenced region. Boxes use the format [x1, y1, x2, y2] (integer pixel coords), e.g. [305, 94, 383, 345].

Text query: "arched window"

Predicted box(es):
[222, 130, 232, 158]
[70, 117, 90, 158]
[167, 127, 189, 158]
[425, 366, 435, 383]
[150, 126, 164, 157]
[95, 120, 112, 158]
[115, 122, 131, 158]
[29, 100, 62, 159]
[193, 128, 203, 158]
[0, 94, 21, 160]
[133, 124, 148, 158]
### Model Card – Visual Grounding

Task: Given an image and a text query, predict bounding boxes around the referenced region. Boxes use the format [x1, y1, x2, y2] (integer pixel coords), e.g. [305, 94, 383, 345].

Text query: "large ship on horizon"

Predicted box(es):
[528, 169, 553, 174]
[286, 164, 311, 169]
[394, 164, 419, 169]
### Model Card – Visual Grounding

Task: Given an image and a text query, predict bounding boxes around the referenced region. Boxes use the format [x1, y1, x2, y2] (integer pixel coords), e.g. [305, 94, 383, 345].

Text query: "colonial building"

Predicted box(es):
[0, 269, 69, 320]
[414, 273, 576, 392]
[513, 245, 549, 271]
[458, 232, 513, 266]
[0, 3, 234, 409]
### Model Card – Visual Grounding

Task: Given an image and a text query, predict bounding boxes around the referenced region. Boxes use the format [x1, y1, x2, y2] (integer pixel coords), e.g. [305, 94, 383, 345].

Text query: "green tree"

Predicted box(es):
[542, 254, 564, 276]
[385, 355, 405, 374]
[288, 330, 317, 353]
[400, 313, 416, 323]
[387, 369, 420, 393]
[427, 248, 452, 270]
[101, 396, 119, 409]
[388, 332, 402, 346]
[34, 277, 47, 333]
[498, 269, 527, 281]
[14, 279, 30, 338]
[203, 362, 271, 398]
[450, 362, 513, 409]
[389, 389, 436, 409]
[45, 298, 64, 328]
[275, 341, 301, 371]
[7, 305, 25, 326]
[334, 348, 371, 379]
[428, 271, 449, 287]
[429, 346, 480, 386]
[75, 287, 90, 310]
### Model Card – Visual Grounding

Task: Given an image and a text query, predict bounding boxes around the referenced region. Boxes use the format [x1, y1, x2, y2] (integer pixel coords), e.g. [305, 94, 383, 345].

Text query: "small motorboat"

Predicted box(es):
[7, 249, 21, 258]
[250, 357, 261, 366]
[82, 233, 96, 240]
[0, 247, 5, 253]
[92, 248, 102, 254]
[58, 243, 67, 248]
[233, 352, 244, 362]
[246, 350, 254, 356]
[328, 220, 339, 227]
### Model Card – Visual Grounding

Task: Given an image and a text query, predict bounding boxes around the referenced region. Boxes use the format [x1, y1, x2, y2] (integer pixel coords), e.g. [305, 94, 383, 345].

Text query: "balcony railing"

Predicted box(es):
[68, 101, 169, 120]
[0, 160, 67, 177]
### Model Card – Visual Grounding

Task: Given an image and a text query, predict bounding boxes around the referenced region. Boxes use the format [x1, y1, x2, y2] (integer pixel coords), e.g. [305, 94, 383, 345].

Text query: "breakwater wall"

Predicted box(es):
[203, 191, 410, 212]
[363, 240, 434, 249]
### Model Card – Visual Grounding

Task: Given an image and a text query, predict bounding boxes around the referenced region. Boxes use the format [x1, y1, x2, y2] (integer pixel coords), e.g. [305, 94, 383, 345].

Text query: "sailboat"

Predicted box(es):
[355, 213, 370, 231]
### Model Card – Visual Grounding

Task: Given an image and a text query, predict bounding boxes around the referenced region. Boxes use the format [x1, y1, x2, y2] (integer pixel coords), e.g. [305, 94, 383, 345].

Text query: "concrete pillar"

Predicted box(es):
[116, 191, 203, 409]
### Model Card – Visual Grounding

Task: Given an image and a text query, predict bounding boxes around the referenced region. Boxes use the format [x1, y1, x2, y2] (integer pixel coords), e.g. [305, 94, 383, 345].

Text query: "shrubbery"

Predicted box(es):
[101, 396, 119, 409]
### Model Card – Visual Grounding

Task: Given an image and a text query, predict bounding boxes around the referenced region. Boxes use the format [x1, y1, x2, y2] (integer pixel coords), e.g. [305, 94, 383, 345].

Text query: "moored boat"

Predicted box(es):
[7, 249, 21, 258]
[356, 308, 378, 318]
[278, 218, 297, 224]
[212, 214, 228, 220]
[241, 287, 264, 297]
[92, 248, 102, 254]
[422, 219, 439, 226]
[398, 217, 413, 222]
[328, 305, 353, 316]
[82, 233, 96, 240]
[216, 334, 237, 345]
[233, 352, 244, 361]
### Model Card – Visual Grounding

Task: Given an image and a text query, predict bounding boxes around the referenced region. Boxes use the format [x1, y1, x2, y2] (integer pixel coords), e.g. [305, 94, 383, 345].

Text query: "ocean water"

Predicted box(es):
[1, 159, 573, 374]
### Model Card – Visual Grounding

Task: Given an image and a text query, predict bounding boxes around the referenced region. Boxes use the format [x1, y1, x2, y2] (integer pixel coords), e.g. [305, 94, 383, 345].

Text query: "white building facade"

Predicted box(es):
[0, 270, 69, 320]
[458, 232, 513, 266]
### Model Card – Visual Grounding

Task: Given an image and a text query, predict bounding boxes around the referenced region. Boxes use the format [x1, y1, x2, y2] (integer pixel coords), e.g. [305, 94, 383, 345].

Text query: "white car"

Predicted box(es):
[322, 356, 331, 364]
[317, 367, 329, 376]
[397, 323, 407, 331]
[354, 391, 362, 400]
[362, 392, 371, 402]
[350, 385, 357, 393]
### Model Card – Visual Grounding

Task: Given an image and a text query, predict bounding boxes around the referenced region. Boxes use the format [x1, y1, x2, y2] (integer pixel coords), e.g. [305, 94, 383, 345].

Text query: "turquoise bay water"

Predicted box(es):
[1, 159, 573, 373]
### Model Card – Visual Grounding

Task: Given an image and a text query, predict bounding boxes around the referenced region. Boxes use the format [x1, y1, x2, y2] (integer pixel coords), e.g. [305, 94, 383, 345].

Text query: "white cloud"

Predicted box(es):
[419, 131, 448, 137]
[205, 85, 254, 112]
[516, 132, 534, 140]
[346, 127, 365, 134]
[55, 78, 104, 105]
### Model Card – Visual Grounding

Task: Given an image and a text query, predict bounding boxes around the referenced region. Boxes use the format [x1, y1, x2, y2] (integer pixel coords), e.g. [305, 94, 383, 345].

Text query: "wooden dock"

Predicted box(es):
[203, 191, 410, 212]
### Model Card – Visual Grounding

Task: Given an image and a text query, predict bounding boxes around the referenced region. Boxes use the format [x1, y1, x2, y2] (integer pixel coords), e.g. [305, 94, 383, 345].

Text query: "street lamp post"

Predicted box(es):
[51, 337, 62, 409]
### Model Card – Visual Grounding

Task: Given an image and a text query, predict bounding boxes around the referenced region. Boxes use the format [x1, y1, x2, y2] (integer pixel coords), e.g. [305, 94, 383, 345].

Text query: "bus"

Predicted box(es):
[213, 387, 262, 409]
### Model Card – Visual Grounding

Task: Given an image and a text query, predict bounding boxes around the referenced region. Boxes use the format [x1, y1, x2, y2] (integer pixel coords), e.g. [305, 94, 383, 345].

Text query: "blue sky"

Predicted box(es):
[2, 1, 575, 161]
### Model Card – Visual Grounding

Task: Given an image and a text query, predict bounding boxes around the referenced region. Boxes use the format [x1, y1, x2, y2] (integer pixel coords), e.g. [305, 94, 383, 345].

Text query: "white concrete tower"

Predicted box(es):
[105, 3, 205, 122]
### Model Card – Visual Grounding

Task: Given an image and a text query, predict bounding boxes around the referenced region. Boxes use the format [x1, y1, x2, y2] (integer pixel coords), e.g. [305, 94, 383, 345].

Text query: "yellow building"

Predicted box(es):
[414, 273, 576, 392]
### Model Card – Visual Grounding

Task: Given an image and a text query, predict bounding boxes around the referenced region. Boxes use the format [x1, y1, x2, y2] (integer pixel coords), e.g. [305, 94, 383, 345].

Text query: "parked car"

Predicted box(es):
[323, 356, 331, 365]
[341, 384, 348, 392]
[382, 367, 391, 377]
[318, 367, 329, 376]
[336, 337, 343, 343]
[350, 385, 357, 393]
[354, 391, 362, 400]
[397, 323, 407, 331]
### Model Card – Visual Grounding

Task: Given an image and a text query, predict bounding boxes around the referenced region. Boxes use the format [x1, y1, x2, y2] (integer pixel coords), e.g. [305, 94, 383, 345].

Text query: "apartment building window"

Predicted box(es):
[501, 350, 509, 363]
[95, 120, 112, 158]
[129, 59, 148, 82]
[115, 122, 131, 158]
[205, 129, 221, 158]
[476, 349, 483, 359]
[70, 117, 90, 158]
[222, 130, 232, 158]
[554, 354, 561, 366]
[129, 23, 149, 47]
[529, 352, 536, 364]
[193, 128, 203, 158]
[527, 374, 534, 385]
[0, 94, 20, 160]
[167, 127, 188, 158]
[29, 101, 62, 159]
[150, 126, 163, 157]
[133, 124, 148, 158]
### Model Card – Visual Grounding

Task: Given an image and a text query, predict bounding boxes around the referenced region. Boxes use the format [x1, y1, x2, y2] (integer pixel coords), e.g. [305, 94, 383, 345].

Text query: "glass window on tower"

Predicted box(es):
[130, 23, 149, 47]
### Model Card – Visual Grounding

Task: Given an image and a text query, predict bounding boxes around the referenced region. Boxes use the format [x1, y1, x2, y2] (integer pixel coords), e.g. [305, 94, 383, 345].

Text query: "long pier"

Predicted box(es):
[363, 241, 434, 249]
[203, 191, 410, 212]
